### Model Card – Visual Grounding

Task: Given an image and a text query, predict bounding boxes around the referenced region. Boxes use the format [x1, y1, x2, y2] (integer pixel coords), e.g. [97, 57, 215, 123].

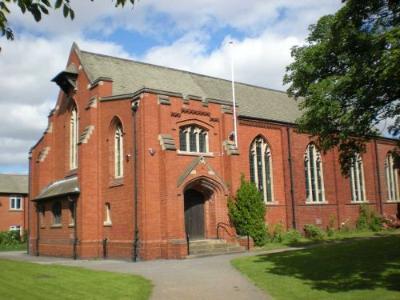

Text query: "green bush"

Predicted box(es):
[304, 224, 326, 241]
[356, 204, 383, 232]
[326, 215, 336, 237]
[270, 222, 284, 243]
[0, 231, 21, 246]
[283, 229, 302, 244]
[228, 175, 268, 246]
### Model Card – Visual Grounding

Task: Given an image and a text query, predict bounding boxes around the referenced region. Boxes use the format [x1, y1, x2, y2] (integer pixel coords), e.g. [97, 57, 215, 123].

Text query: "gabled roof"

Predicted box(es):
[0, 174, 28, 194]
[75, 45, 302, 124]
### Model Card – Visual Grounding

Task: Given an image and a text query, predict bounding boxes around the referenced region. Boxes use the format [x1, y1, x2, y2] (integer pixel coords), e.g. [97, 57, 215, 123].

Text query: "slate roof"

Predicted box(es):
[0, 174, 28, 194]
[35, 177, 79, 201]
[77, 47, 302, 124]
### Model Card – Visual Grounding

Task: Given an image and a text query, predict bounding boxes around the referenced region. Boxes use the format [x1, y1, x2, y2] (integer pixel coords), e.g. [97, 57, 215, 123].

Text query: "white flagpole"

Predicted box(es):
[229, 41, 238, 147]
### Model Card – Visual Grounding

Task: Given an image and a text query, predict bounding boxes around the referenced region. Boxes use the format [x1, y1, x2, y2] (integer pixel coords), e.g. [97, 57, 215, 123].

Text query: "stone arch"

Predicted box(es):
[182, 175, 229, 240]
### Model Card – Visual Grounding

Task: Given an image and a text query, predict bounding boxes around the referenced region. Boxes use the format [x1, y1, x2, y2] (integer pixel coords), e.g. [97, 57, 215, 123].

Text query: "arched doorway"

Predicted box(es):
[184, 189, 205, 239]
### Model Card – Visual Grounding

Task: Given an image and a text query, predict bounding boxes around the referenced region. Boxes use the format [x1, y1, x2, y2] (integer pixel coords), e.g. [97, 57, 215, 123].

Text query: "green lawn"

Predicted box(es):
[233, 234, 400, 300]
[0, 259, 152, 300]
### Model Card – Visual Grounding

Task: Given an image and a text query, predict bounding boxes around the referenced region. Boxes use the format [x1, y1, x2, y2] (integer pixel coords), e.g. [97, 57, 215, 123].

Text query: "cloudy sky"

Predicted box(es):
[0, 0, 343, 174]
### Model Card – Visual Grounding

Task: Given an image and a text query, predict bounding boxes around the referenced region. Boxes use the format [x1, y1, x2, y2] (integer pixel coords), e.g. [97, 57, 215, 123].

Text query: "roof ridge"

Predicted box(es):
[79, 50, 287, 95]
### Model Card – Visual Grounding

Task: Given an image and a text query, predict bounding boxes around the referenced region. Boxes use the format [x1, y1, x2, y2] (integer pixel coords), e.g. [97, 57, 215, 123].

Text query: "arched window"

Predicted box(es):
[114, 124, 124, 178]
[179, 125, 209, 153]
[350, 153, 366, 202]
[304, 144, 325, 203]
[52, 201, 62, 225]
[385, 153, 399, 202]
[70, 106, 78, 169]
[249, 137, 274, 203]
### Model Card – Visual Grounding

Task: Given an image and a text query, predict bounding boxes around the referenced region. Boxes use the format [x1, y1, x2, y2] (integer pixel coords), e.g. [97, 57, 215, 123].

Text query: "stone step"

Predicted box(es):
[187, 239, 246, 258]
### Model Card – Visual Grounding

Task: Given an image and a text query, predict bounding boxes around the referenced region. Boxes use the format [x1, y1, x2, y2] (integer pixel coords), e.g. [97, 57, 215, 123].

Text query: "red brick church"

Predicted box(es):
[28, 43, 399, 260]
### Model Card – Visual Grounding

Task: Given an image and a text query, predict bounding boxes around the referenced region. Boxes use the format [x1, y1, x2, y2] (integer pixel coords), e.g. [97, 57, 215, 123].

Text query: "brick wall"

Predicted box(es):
[0, 194, 28, 233]
[29, 48, 400, 260]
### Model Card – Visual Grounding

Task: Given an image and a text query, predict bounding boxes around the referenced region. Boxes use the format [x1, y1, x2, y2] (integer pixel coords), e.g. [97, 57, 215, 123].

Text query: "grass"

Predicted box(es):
[0, 259, 152, 300]
[233, 233, 400, 300]
[0, 243, 26, 252]
[261, 228, 400, 250]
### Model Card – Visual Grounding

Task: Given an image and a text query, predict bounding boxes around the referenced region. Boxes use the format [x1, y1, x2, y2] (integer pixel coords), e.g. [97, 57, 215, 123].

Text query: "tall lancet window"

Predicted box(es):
[114, 124, 124, 178]
[70, 106, 78, 170]
[385, 153, 399, 202]
[350, 153, 366, 202]
[304, 144, 325, 203]
[249, 137, 274, 203]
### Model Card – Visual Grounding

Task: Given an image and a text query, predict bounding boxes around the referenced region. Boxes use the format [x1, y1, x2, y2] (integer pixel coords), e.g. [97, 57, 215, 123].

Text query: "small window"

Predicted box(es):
[350, 153, 366, 202]
[69, 202, 75, 226]
[304, 144, 325, 203]
[114, 125, 124, 178]
[52, 201, 62, 225]
[385, 153, 399, 202]
[10, 196, 23, 210]
[39, 205, 45, 227]
[9, 225, 21, 232]
[104, 203, 112, 225]
[179, 125, 209, 153]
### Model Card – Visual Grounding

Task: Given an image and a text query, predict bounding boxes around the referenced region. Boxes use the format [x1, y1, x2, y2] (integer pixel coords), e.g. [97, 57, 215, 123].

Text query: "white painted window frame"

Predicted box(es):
[350, 153, 367, 203]
[385, 153, 400, 202]
[114, 125, 124, 178]
[179, 125, 209, 154]
[305, 144, 326, 203]
[104, 202, 112, 225]
[9, 195, 23, 210]
[70, 107, 78, 170]
[250, 137, 274, 203]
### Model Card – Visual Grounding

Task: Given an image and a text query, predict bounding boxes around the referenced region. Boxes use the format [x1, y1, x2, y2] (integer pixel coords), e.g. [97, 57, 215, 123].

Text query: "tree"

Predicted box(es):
[0, 0, 135, 41]
[228, 175, 267, 246]
[284, 0, 400, 174]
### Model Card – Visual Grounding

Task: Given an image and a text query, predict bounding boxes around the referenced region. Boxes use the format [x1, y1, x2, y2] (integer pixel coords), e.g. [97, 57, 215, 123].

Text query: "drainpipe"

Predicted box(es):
[286, 127, 297, 229]
[131, 100, 140, 262]
[374, 140, 383, 214]
[72, 197, 78, 260]
[35, 203, 40, 256]
[27, 153, 32, 255]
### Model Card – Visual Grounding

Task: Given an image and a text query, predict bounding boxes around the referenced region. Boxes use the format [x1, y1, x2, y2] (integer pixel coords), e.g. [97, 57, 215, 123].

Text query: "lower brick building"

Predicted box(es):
[29, 43, 400, 260]
[0, 174, 28, 235]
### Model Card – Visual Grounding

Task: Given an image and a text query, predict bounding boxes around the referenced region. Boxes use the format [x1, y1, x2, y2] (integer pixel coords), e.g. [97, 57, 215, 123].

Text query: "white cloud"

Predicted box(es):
[1, 1, 343, 173]
[142, 31, 301, 90]
[0, 35, 132, 172]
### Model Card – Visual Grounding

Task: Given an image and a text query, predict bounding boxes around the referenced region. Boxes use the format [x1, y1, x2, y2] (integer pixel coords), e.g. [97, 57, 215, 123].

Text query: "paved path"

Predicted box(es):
[0, 250, 286, 300]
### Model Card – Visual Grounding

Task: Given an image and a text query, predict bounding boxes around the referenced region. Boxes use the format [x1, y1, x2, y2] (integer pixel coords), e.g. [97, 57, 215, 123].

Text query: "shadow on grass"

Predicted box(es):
[255, 234, 400, 293]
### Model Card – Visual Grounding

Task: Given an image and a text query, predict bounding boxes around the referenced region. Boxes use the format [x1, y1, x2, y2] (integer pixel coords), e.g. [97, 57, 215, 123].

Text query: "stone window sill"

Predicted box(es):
[386, 200, 400, 203]
[50, 224, 62, 228]
[9, 209, 23, 212]
[349, 200, 369, 205]
[177, 151, 214, 157]
[66, 169, 78, 177]
[305, 201, 328, 205]
[109, 178, 124, 187]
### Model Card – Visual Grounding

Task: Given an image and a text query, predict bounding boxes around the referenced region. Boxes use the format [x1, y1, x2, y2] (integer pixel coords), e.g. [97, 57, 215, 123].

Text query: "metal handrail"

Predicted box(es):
[216, 222, 250, 251]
